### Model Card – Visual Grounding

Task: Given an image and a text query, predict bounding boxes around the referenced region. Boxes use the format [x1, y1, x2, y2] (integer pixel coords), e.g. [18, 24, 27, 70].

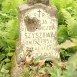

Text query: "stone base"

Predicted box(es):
[11, 53, 25, 77]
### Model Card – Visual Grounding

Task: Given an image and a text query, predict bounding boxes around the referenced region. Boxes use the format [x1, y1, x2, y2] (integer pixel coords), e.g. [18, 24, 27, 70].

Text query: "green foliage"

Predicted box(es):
[50, 0, 77, 60]
[58, 25, 68, 44]
[60, 47, 77, 61]
[50, 0, 77, 42]
[62, 9, 77, 38]
[22, 67, 35, 77]
[63, 65, 77, 77]
[68, 52, 77, 69]
[39, 64, 77, 77]
[22, 64, 77, 77]
[0, 0, 25, 76]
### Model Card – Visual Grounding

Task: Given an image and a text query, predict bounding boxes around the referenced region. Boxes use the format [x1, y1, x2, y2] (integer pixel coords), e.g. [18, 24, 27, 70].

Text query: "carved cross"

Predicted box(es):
[38, 10, 41, 17]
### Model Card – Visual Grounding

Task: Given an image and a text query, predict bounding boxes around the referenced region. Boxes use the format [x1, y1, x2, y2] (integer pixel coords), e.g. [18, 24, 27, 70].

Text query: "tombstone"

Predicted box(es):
[11, 0, 60, 77]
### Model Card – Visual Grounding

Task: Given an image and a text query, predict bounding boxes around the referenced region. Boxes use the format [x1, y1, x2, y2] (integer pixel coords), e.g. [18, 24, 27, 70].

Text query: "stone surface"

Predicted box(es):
[17, 3, 60, 64]
[27, 0, 49, 5]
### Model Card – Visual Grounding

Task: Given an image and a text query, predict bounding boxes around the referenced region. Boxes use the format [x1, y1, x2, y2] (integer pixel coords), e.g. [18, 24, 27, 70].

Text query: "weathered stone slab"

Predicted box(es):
[16, 3, 60, 64]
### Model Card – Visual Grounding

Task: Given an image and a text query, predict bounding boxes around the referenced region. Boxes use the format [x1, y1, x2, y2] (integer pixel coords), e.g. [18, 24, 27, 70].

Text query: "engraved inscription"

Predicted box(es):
[20, 8, 59, 60]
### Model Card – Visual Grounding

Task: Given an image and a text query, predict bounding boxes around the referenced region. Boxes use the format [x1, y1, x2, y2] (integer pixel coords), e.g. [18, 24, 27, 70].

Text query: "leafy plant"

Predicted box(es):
[22, 67, 35, 77]
[39, 64, 77, 77]
[0, 0, 25, 76]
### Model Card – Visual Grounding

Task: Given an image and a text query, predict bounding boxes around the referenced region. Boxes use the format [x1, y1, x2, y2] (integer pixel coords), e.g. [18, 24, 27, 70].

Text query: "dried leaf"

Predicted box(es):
[58, 38, 77, 49]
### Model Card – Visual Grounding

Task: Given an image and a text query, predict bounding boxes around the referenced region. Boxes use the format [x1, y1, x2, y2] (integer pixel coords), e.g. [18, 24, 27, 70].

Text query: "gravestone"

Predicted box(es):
[11, 0, 60, 77]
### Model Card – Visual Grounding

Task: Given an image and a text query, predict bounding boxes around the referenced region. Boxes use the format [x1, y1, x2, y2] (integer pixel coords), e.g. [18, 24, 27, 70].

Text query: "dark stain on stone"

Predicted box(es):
[24, 16, 40, 32]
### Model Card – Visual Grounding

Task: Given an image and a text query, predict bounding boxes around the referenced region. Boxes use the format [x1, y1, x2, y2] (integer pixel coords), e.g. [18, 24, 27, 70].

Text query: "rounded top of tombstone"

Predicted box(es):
[27, 0, 49, 5]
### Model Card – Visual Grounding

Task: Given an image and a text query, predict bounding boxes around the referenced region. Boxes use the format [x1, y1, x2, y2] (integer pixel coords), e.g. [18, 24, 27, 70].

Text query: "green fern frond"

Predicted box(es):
[62, 9, 77, 38]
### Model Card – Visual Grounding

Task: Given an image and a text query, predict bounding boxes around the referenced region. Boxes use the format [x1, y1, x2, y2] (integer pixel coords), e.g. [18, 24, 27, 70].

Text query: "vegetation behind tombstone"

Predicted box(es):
[0, 0, 77, 77]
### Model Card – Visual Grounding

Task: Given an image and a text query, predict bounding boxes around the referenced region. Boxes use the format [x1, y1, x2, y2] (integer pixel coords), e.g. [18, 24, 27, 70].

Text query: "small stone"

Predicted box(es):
[39, 74, 44, 77]
[26, 56, 32, 64]
[58, 62, 66, 68]
[38, 60, 45, 69]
